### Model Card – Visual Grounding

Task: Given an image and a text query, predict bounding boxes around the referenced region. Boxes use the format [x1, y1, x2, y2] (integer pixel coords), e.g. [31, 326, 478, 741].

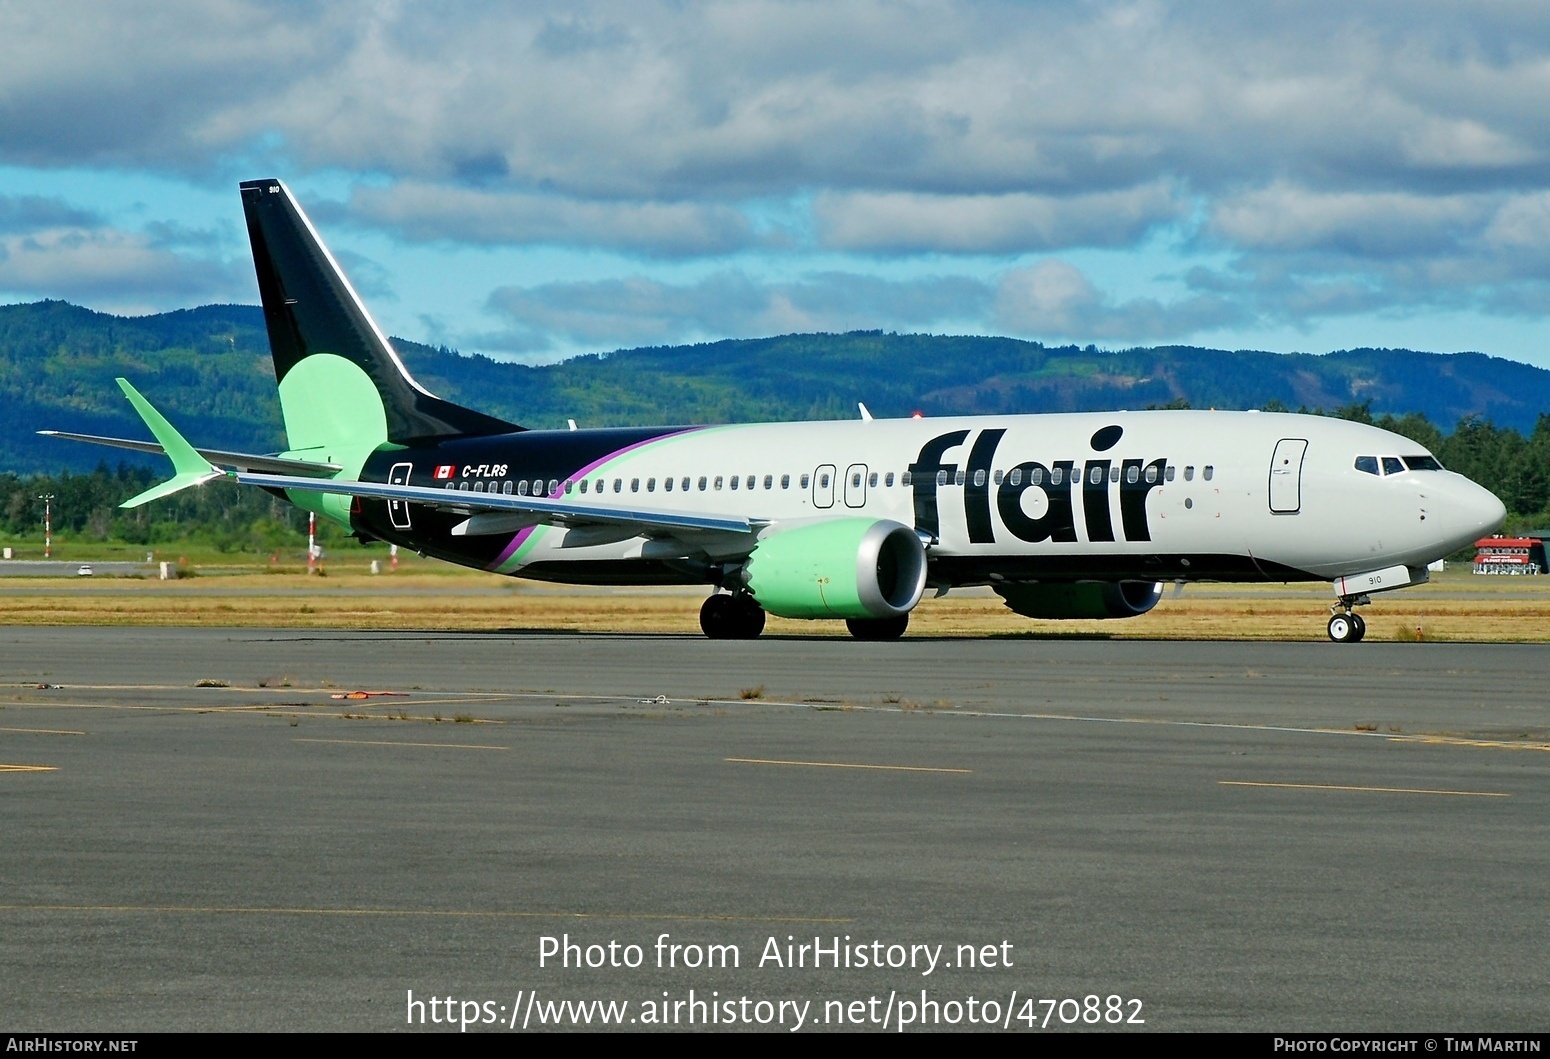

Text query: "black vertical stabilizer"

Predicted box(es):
[239, 179, 521, 442]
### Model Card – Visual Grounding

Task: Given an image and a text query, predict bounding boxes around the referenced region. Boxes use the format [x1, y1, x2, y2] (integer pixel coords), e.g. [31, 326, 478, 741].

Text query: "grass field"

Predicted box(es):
[0, 551, 1545, 640]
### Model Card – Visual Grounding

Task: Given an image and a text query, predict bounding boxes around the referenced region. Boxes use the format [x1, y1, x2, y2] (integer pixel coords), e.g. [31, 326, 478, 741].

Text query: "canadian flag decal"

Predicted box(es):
[433, 465, 456, 480]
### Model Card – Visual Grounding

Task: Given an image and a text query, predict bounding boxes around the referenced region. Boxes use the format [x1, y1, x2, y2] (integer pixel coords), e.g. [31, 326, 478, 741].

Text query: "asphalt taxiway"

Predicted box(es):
[1, 628, 1546, 1032]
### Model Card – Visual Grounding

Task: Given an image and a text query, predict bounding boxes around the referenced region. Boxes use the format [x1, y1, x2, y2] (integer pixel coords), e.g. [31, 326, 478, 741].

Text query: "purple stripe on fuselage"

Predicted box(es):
[486, 427, 704, 571]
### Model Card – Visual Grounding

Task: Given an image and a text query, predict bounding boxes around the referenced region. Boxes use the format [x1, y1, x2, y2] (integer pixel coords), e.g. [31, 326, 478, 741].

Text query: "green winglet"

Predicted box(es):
[116, 378, 226, 508]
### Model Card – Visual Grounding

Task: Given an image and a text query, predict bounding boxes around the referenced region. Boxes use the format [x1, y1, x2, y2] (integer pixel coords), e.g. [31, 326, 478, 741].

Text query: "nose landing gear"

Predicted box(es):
[1327, 595, 1369, 643]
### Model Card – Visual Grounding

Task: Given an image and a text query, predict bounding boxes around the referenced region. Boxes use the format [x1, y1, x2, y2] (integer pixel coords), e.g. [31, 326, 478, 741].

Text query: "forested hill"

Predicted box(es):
[5, 299, 1550, 474]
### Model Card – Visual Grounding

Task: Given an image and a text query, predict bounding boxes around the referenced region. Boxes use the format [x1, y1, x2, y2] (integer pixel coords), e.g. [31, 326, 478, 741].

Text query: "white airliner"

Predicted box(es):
[45, 180, 1507, 642]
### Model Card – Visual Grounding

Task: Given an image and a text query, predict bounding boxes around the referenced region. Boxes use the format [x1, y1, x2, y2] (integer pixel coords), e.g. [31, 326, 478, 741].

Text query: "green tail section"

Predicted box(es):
[115, 379, 226, 508]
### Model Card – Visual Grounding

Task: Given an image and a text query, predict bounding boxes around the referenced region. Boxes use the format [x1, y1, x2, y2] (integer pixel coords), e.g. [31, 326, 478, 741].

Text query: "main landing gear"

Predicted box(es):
[700, 592, 766, 640]
[1327, 595, 1369, 643]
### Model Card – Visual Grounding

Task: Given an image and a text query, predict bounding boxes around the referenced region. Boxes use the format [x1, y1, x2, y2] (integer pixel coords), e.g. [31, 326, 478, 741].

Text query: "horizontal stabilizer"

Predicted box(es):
[38, 430, 341, 477]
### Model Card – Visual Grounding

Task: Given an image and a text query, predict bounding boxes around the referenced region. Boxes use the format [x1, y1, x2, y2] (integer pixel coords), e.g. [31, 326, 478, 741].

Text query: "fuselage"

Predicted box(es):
[346, 409, 1506, 589]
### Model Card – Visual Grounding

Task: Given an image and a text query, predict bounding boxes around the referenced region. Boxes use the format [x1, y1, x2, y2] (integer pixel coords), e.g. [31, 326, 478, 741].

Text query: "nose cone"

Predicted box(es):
[1433, 474, 1507, 555]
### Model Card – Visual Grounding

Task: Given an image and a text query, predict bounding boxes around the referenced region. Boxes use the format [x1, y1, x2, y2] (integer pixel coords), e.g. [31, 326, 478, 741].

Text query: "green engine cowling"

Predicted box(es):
[741, 518, 928, 620]
[994, 581, 1163, 619]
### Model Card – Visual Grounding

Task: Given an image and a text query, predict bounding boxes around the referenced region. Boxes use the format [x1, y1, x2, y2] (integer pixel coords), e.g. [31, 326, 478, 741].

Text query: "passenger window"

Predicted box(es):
[885, 472, 894, 487]
[715, 476, 724, 490]
[1010, 468, 1023, 486]
[518, 480, 530, 496]
[993, 470, 1003, 485]
[473, 481, 484, 492]
[868, 472, 878, 488]
[1128, 466, 1141, 484]
[595, 479, 604, 493]
[936, 470, 948, 487]
[1143, 466, 1156, 484]
[1355, 456, 1380, 475]
[547, 480, 558, 495]
[730, 475, 739, 490]
[781, 474, 790, 489]
[563, 480, 572, 494]
[663, 477, 672, 492]
[972, 470, 985, 487]
[505, 481, 515, 494]
[1050, 468, 1063, 485]
[820, 473, 830, 488]
[954, 470, 966, 486]
[1184, 466, 1195, 481]
[1109, 467, 1120, 483]
[626, 478, 637, 493]
[746, 476, 755, 490]
[1382, 457, 1403, 476]
[682, 477, 691, 491]
[1165, 466, 1175, 482]
[444, 483, 455, 490]
[1202, 466, 1214, 481]
[646, 478, 656, 492]
[901, 472, 912, 487]
[698, 476, 708, 491]
[613, 479, 622, 492]
[1090, 466, 1103, 485]
[801, 474, 811, 488]
[764, 474, 773, 489]
[458, 482, 469, 492]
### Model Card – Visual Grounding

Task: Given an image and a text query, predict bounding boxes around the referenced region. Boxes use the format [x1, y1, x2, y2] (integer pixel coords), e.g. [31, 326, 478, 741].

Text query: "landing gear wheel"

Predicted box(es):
[700, 593, 765, 640]
[1349, 613, 1366, 642]
[1327, 613, 1358, 643]
[700, 594, 736, 639]
[731, 595, 766, 639]
[846, 614, 910, 641]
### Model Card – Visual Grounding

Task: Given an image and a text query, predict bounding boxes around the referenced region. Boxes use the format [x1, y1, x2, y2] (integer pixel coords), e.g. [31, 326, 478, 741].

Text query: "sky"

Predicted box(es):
[4, 1, 1550, 367]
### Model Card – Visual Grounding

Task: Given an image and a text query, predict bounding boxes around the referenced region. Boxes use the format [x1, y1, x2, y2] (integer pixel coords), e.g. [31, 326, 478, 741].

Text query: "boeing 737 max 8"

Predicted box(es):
[44, 180, 1508, 642]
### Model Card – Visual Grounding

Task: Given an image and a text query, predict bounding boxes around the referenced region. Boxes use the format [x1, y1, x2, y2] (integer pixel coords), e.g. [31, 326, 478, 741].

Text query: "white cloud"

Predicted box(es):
[482, 269, 991, 351]
[349, 183, 758, 256]
[0, 227, 241, 307]
[815, 184, 1183, 254]
[993, 260, 1243, 342]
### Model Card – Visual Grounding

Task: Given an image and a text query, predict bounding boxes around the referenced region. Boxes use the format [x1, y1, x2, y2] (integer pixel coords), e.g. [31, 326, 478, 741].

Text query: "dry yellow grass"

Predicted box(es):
[0, 566, 1546, 640]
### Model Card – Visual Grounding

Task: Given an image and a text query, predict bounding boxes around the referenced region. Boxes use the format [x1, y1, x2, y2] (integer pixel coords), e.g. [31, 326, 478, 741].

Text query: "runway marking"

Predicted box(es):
[1220, 780, 1509, 798]
[1395, 735, 1550, 752]
[0, 764, 57, 772]
[0, 726, 85, 735]
[0, 903, 849, 924]
[293, 737, 507, 750]
[726, 757, 972, 774]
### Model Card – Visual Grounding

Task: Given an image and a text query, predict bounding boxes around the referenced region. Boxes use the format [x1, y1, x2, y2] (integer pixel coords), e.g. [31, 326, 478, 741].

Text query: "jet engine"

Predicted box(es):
[741, 518, 927, 620]
[994, 580, 1163, 620]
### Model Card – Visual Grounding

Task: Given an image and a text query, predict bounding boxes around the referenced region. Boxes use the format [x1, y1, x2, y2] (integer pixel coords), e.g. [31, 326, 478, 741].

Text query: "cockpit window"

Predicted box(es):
[1402, 455, 1442, 471]
[1381, 457, 1404, 475]
[1355, 456, 1379, 475]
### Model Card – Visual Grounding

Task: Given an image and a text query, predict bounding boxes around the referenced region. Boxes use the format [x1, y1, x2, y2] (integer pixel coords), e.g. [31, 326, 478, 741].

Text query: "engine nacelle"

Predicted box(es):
[742, 518, 928, 620]
[994, 581, 1163, 620]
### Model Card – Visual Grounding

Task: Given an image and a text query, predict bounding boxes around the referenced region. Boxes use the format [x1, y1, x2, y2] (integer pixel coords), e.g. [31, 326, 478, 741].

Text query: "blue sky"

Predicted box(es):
[4, 1, 1550, 368]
